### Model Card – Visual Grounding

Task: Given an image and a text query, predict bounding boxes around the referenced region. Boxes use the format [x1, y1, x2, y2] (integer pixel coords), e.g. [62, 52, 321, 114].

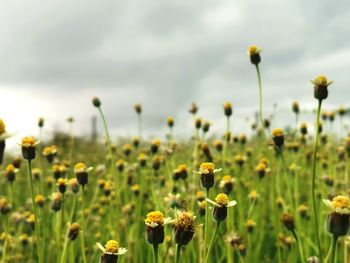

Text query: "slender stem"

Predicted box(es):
[255, 65, 264, 132]
[153, 243, 159, 263]
[80, 230, 87, 263]
[325, 235, 338, 263]
[204, 221, 220, 263]
[175, 244, 182, 263]
[222, 116, 230, 168]
[203, 188, 210, 259]
[138, 113, 142, 140]
[27, 160, 43, 263]
[311, 99, 323, 262]
[292, 229, 305, 263]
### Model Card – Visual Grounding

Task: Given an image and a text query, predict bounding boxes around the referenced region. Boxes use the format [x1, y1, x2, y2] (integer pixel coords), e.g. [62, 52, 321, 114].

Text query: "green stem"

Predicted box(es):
[292, 229, 305, 263]
[80, 230, 87, 263]
[204, 221, 220, 263]
[325, 235, 338, 263]
[175, 244, 182, 263]
[203, 188, 210, 259]
[255, 64, 264, 132]
[27, 160, 43, 263]
[153, 243, 159, 263]
[311, 99, 323, 262]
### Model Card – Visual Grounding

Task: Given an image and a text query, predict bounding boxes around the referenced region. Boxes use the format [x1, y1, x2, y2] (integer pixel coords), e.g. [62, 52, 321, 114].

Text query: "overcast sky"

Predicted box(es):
[1, 0, 349, 147]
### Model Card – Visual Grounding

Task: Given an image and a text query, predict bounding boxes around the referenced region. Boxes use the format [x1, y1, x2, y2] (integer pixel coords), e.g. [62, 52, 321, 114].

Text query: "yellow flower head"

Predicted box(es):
[177, 164, 187, 173]
[105, 240, 119, 253]
[35, 194, 45, 203]
[223, 102, 232, 109]
[131, 184, 140, 191]
[196, 191, 205, 200]
[74, 162, 87, 173]
[215, 193, 229, 207]
[56, 178, 67, 186]
[222, 175, 233, 183]
[175, 211, 196, 231]
[247, 45, 260, 56]
[152, 139, 161, 146]
[0, 119, 5, 134]
[199, 162, 215, 174]
[138, 153, 148, 161]
[331, 195, 350, 210]
[255, 162, 266, 172]
[21, 136, 36, 147]
[145, 211, 164, 225]
[272, 128, 284, 137]
[312, 75, 331, 86]
[6, 164, 15, 173]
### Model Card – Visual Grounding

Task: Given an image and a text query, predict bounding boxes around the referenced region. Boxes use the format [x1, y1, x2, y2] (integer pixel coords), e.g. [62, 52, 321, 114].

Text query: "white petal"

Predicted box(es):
[163, 217, 173, 225]
[214, 168, 222, 173]
[117, 247, 128, 255]
[86, 167, 94, 172]
[96, 242, 106, 253]
[227, 200, 237, 207]
[205, 198, 219, 207]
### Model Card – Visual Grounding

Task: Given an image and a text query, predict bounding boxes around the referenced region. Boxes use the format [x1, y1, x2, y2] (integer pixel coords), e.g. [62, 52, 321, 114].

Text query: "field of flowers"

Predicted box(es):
[0, 46, 349, 263]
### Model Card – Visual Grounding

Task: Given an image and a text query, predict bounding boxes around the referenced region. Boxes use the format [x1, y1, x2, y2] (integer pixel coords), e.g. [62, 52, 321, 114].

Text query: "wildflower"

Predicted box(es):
[234, 154, 246, 167]
[38, 117, 44, 128]
[0, 198, 10, 215]
[174, 211, 196, 245]
[206, 193, 237, 221]
[5, 164, 18, 182]
[189, 102, 198, 115]
[223, 102, 233, 117]
[0, 119, 14, 165]
[213, 139, 223, 152]
[19, 234, 30, 246]
[196, 162, 222, 190]
[300, 123, 308, 135]
[35, 195, 45, 208]
[298, 204, 309, 219]
[311, 75, 332, 101]
[196, 191, 205, 202]
[195, 118, 202, 129]
[42, 145, 57, 163]
[69, 178, 79, 194]
[272, 128, 284, 148]
[97, 240, 127, 263]
[20, 136, 39, 160]
[255, 162, 267, 179]
[92, 96, 102, 107]
[245, 219, 256, 233]
[116, 159, 125, 172]
[248, 190, 259, 203]
[323, 195, 350, 236]
[131, 184, 140, 196]
[132, 137, 140, 148]
[202, 121, 211, 133]
[281, 212, 295, 231]
[50, 192, 63, 212]
[292, 101, 300, 114]
[167, 116, 175, 128]
[122, 144, 132, 156]
[144, 211, 172, 244]
[74, 162, 92, 187]
[134, 103, 142, 114]
[198, 200, 206, 216]
[56, 178, 68, 194]
[225, 232, 243, 247]
[338, 106, 346, 116]
[68, 223, 80, 241]
[152, 155, 164, 171]
[247, 45, 261, 65]
[138, 153, 148, 167]
[150, 139, 161, 154]
[164, 193, 181, 209]
[173, 164, 188, 180]
[219, 175, 235, 194]
[26, 213, 35, 229]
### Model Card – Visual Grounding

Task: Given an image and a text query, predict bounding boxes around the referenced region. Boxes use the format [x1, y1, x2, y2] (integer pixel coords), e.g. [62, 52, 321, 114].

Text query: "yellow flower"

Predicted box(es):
[5, 164, 15, 173]
[175, 211, 196, 232]
[74, 162, 87, 173]
[199, 162, 215, 174]
[21, 136, 37, 147]
[311, 75, 332, 86]
[215, 193, 229, 207]
[247, 45, 261, 56]
[56, 178, 67, 186]
[105, 240, 119, 253]
[255, 162, 266, 172]
[145, 211, 165, 226]
[0, 119, 5, 134]
[272, 128, 284, 137]
[324, 195, 350, 214]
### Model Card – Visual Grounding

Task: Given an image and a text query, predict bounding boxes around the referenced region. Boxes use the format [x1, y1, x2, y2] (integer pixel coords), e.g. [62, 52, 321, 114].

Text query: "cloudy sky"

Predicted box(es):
[1, 0, 349, 147]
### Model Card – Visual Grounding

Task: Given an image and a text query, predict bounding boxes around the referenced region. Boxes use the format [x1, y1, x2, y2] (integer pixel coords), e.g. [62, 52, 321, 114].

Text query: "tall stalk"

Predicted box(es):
[255, 65, 264, 132]
[311, 99, 323, 262]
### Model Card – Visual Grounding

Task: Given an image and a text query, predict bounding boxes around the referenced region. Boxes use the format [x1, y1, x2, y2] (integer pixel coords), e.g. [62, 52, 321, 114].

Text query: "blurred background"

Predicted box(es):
[1, 0, 349, 150]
